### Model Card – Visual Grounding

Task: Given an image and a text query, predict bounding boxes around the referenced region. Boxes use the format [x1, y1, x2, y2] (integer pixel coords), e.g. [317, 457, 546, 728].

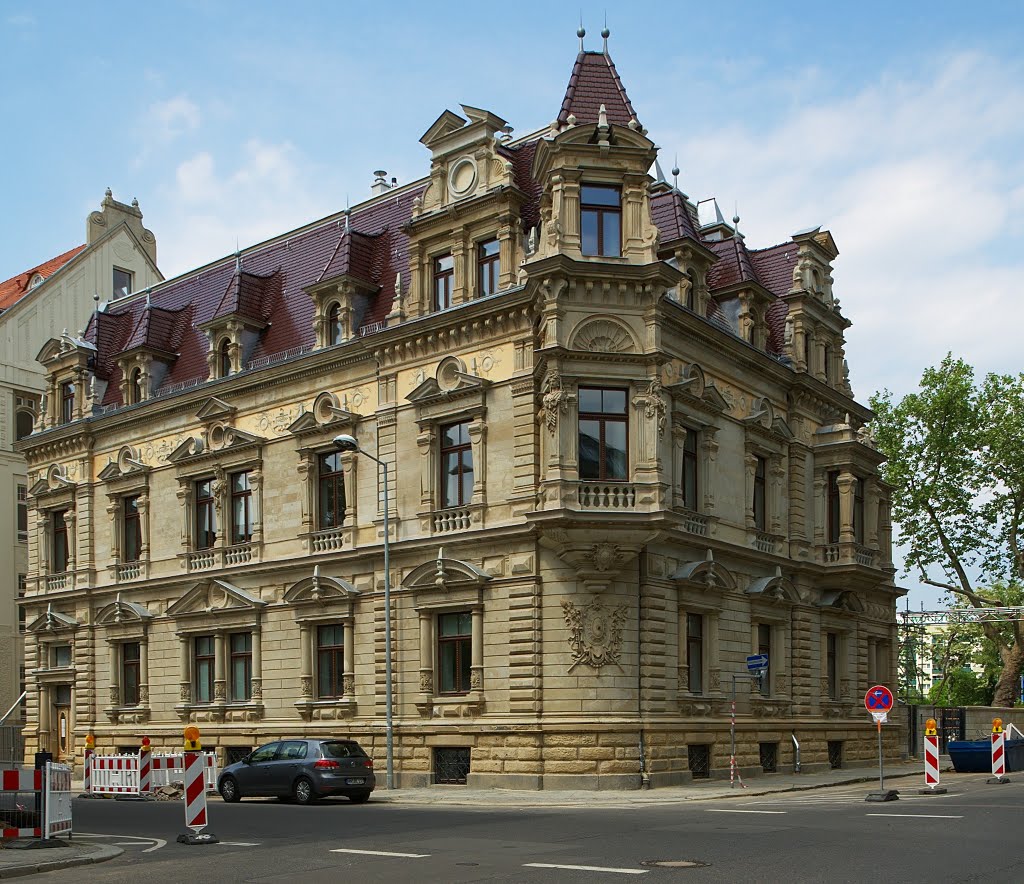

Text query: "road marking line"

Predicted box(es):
[217, 841, 260, 846]
[865, 814, 963, 819]
[330, 848, 430, 858]
[706, 809, 787, 815]
[74, 833, 167, 852]
[524, 863, 648, 875]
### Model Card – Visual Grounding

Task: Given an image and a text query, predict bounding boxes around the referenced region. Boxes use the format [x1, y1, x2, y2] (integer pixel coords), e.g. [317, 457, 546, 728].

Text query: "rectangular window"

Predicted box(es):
[113, 267, 133, 299]
[477, 239, 500, 297]
[17, 484, 27, 542]
[230, 632, 252, 702]
[122, 642, 140, 706]
[438, 611, 472, 695]
[853, 477, 864, 544]
[827, 471, 840, 543]
[757, 623, 771, 697]
[317, 625, 345, 699]
[317, 452, 345, 529]
[433, 253, 454, 311]
[60, 381, 75, 424]
[17, 574, 26, 632]
[580, 184, 622, 257]
[578, 387, 628, 481]
[230, 471, 253, 544]
[753, 456, 767, 531]
[193, 635, 215, 703]
[123, 495, 142, 562]
[195, 478, 216, 550]
[682, 429, 699, 510]
[826, 632, 838, 700]
[52, 509, 69, 572]
[52, 644, 72, 668]
[687, 613, 703, 695]
[440, 421, 473, 508]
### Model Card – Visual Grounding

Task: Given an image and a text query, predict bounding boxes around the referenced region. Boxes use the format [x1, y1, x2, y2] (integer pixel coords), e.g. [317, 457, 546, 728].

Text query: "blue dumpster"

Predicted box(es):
[948, 738, 1024, 772]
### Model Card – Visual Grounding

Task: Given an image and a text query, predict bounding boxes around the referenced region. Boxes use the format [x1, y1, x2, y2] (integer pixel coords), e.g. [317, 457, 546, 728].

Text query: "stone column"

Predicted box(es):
[343, 622, 355, 696]
[770, 455, 785, 534]
[340, 451, 358, 525]
[248, 469, 263, 546]
[38, 685, 50, 749]
[468, 419, 487, 505]
[701, 430, 718, 515]
[470, 608, 484, 692]
[108, 642, 119, 707]
[837, 471, 856, 544]
[176, 483, 192, 552]
[106, 499, 121, 562]
[417, 426, 436, 512]
[708, 613, 721, 694]
[139, 640, 149, 705]
[865, 479, 880, 547]
[297, 452, 314, 540]
[677, 608, 689, 691]
[250, 630, 262, 700]
[418, 611, 433, 695]
[214, 633, 226, 701]
[299, 625, 312, 698]
[744, 451, 757, 528]
[178, 635, 191, 703]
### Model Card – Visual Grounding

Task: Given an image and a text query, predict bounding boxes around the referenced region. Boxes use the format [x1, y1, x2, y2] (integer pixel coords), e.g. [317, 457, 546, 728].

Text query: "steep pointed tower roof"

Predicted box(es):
[557, 35, 639, 127]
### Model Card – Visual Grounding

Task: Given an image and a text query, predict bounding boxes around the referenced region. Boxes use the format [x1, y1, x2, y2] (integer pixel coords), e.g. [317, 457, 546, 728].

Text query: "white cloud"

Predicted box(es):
[6, 12, 35, 26]
[666, 51, 1024, 400]
[147, 95, 201, 140]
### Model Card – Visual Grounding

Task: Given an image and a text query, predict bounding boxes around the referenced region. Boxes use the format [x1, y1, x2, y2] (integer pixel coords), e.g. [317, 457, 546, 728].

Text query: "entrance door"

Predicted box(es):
[52, 684, 72, 760]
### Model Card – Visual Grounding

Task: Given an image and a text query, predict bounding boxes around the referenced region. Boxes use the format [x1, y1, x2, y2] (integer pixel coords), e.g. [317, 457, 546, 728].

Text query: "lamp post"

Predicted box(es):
[333, 433, 394, 790]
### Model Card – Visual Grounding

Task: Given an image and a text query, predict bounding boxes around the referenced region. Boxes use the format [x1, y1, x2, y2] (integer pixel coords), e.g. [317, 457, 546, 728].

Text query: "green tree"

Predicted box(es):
[871, 355, 1024, 707]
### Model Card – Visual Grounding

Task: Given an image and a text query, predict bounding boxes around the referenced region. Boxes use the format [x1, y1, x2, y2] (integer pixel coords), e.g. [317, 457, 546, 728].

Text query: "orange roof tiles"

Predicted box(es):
[0, 245, 85, 311]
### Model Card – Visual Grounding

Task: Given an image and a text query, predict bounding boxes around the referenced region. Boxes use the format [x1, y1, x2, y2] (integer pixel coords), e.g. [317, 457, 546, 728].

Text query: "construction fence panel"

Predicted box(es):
[0, 768, 42, 840]
[90, 755, 140, 795]
[44, 762, 72, 839]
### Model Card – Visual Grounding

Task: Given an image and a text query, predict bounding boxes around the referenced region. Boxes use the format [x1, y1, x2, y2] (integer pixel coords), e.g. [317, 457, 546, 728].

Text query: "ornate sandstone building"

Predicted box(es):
[17, 36, 903, 787]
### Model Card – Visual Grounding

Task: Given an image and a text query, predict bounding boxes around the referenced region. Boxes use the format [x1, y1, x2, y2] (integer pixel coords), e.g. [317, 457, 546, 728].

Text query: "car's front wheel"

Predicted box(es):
[219, 776, 241, 803]
[293, 776, 318, 805]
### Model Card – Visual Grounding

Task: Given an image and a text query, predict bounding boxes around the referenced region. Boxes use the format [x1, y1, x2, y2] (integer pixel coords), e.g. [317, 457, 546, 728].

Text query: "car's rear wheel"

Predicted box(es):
[293, 776, 318, 805]
[219, 776, 241, 803]
[348, 791, 371, 804]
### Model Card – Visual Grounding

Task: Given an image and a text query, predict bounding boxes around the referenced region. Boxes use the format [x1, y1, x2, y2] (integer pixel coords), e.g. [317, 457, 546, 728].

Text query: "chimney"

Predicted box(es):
[371, 170, 391, 196]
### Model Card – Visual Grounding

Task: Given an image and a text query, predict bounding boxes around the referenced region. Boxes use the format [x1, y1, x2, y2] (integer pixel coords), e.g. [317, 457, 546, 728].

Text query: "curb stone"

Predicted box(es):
[0, 845, 123, 879]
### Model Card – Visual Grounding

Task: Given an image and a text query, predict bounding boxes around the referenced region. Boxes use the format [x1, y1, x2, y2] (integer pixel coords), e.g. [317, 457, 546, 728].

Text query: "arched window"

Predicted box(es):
[129, 368, 143, 404]
[328, 303, 343, 346]
[15, 409, 34, 441]
[219, 339, 232, 378]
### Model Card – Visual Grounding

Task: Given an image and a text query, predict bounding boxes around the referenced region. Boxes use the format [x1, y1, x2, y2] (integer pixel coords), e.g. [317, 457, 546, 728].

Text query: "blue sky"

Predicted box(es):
[3, 1, 1023, 609]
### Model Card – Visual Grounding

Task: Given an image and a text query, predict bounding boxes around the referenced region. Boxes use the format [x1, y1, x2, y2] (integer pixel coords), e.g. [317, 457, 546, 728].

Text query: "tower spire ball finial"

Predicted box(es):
[577, 15, 585, 52]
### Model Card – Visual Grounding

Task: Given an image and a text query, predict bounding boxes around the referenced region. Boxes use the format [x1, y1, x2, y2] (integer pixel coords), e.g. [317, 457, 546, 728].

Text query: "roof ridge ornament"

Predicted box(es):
[577, 19, 585, 52]
[602, 19, 610, 55]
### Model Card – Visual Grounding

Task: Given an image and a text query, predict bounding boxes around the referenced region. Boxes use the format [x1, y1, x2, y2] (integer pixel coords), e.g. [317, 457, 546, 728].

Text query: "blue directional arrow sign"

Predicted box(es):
[746, 654, 769, 673]
[864, 685, 894, 712]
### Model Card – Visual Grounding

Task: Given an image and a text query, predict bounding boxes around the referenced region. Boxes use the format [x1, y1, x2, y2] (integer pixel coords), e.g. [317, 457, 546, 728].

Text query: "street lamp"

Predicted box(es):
[333, 433, 394, 790]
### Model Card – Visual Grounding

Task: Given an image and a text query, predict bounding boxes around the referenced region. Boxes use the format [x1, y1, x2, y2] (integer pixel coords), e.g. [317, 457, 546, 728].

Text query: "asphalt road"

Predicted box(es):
[35, 774, 1023, 883]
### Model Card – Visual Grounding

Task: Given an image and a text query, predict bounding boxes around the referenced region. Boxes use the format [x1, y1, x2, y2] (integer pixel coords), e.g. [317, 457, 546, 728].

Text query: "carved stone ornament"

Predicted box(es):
[561, 597, 628, 672]
[633, 378, 667, 437]
[300, 676, 313, 698]
[590, 542, 622, 573]
[541, 371, 573, 436]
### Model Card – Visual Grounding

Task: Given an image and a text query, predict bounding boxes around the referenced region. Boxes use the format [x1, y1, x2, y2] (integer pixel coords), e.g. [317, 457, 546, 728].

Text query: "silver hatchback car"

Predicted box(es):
[217, 738, 375, 805]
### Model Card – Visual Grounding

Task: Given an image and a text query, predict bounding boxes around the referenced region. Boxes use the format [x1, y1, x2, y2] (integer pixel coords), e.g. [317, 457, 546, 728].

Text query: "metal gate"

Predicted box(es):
[939, 707, 966, 752]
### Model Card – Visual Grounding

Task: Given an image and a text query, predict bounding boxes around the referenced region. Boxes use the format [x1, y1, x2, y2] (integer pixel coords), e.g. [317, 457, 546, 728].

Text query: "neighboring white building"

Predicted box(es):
[0, 190, 161, 724]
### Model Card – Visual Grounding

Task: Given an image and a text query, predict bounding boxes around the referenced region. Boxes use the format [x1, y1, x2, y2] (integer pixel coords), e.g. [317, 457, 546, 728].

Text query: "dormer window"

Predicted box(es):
[433, 254, 454, 311]
[60, 381, 75, 424]
[327, 303, 343, 345]
[477, 239, 500, 297]
[128, 368, 143, 404]
[580, 185, 621, 257]
[29, 274, 44, 289]
[219, 339, 232, 378]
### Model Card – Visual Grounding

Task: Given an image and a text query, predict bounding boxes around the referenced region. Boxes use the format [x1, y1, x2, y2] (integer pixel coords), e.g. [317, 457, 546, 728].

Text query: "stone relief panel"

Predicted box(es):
[561, 597, 628, 672]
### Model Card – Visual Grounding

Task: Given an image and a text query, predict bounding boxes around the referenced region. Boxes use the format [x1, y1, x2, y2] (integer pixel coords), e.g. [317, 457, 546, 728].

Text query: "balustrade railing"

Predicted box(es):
[116, 562, 141, 582]
[681, 510, 708, 536]
[433, 507, 472, 533]
[311, 527, 346, 552]
[577, 483, 636, 509]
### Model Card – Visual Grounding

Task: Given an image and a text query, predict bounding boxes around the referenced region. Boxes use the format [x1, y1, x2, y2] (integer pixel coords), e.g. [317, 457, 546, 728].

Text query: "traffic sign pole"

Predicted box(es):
[864, 685, 898, 803]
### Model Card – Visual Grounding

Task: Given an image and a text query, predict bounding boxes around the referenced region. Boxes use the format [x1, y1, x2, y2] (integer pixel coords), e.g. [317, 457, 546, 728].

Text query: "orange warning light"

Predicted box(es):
[85, 733, 95, 749]
[141, 736, 151, 751]
[925, 718, 937, 737]
[184, 725, 202, 750]
[993, 718, 1004, 734]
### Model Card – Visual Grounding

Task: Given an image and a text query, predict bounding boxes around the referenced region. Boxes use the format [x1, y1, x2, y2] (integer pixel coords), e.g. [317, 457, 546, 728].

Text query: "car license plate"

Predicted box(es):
[346, 778, 365, 785]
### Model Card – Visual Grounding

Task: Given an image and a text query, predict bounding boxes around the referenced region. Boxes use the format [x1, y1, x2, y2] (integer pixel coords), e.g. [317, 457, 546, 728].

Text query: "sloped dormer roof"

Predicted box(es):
[557, 50, 639, 127]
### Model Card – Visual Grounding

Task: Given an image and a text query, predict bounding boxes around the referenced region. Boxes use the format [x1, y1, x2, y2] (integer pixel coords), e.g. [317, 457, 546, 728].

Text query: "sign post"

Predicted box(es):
[728, 656, 771, 789]
[863, 685, 898, 802]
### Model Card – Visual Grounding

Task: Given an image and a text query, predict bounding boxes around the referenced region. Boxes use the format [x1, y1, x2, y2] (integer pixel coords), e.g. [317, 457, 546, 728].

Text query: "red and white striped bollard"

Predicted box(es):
[988, 717, 1010, 784]
[177, 726, 218, 844]
[919, 717, 947, 794]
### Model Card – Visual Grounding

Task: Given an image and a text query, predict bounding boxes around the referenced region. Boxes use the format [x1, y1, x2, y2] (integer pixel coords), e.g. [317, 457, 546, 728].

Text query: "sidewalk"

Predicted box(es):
[0, 842, 122, 880]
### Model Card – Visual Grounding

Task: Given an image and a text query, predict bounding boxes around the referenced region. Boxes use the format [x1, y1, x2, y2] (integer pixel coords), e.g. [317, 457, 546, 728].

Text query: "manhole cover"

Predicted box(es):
[641, 860, 710, 869]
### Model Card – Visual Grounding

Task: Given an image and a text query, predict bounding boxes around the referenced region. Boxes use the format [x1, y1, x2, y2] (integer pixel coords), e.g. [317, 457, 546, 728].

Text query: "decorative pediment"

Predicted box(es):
[98, 446, 149, 481]
[208, 425, 263, 452]
[406, 356, 490, 404]
[819, 589, 865, 613]
[670, 549, 737, 591]
[167, 435, 205, 463]
[420, 109, 469, 147]
[747, 566, 799, 603]
[26, 604, 79, 633]
[195, 396, 237, 423]
[166, 579, 266, 617]
[745, 397, 794, 441]
[30, 463, 76, 496]
[666, 364, 729, 414]
[287, 393, 359, 437]
[36, 331, 97, 365]
[569, 317, 639, 354]
[284, 566, 360, 604]
[95, 593, 153, 625]
[403, 549, 491, 592]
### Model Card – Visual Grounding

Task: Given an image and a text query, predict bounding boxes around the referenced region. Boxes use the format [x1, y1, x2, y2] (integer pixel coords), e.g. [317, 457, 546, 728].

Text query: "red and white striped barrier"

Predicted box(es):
[1, 765, 71, 840]
[83, 747, 93, 795]
[43, 763, 73, 838]
[924, 734, 940, 787]
[90, 755, 140, 794]
[991, 730, 1006, 778]
[1, 770, 43, 840]
[152, 753, 218, 790]
[139, 750, 152, 795]
[183, 751, 208, 833]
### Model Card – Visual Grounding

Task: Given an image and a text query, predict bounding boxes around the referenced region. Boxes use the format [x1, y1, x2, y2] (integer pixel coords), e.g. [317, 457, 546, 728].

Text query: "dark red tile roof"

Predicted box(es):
[751, 243, 799, 356]
[502, 140, 542, 231]
[706, 237, 762, 290]
[211, 268, 281, 324]
[557, 51, 639, 127]
[317, 227, 381, 288]
[123, 303, 192, 354]
[650, 190, 701, 244]
[0, 245, 85, 311]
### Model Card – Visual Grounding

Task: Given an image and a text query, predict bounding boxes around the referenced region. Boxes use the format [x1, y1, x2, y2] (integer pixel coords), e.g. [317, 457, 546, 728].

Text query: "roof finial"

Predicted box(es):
[601, 12, 609, 54]
[234, 242, 242, 274]
[672, 155, 680, 191]
[598, 103, 608, 130]
[145, 287, 151, 308]
[733, 206, 742, 239]
[577, 14, 585, 51]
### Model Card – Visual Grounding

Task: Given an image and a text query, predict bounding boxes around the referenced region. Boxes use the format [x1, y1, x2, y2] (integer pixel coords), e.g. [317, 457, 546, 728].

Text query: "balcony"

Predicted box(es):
[187, 550, 216, 572]
[680, 509, 708, 537]
[116, 562, 142, 582]
[577, 482, 636, 510]
[311, 526, 346, 553]
[433, 507, 472, 534]
[753, 531, 777, 554]
[819, 541, 878, 568]
[224, 543, 253, 566]
[45, 572, 70, 591]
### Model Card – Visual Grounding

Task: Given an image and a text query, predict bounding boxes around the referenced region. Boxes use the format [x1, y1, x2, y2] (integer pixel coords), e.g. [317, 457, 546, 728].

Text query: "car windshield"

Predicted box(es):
[321, 741, 366, 759]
